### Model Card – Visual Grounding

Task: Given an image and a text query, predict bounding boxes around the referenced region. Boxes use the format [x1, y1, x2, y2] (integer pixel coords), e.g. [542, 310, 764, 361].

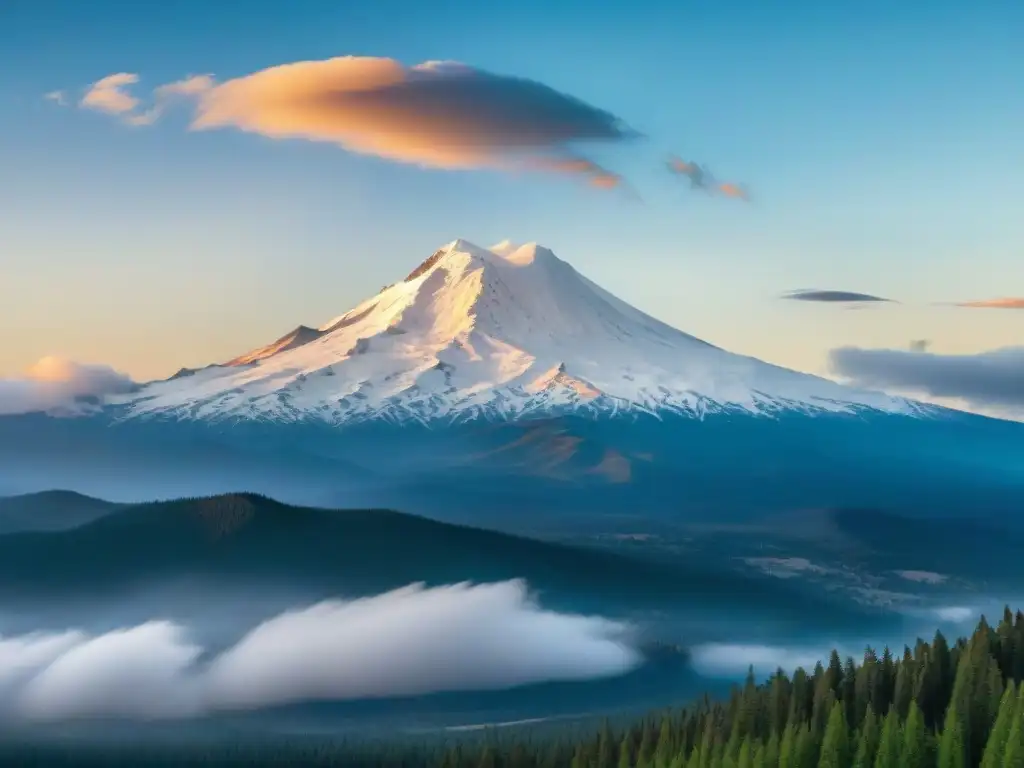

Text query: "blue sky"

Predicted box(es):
[1, 0, 1021, 384]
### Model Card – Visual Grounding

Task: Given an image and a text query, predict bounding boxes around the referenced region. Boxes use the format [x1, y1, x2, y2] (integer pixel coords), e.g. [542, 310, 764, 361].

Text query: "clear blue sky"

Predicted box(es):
[1, 0, 1021, 381]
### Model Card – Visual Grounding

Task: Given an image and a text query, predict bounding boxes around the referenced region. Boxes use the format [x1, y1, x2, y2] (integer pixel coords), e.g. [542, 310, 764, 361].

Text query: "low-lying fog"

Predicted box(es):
[0, 578, 1016, 730]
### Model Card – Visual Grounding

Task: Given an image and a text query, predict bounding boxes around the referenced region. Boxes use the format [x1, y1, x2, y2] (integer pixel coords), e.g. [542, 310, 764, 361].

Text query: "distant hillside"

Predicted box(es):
[0, 489, 122, 533]
[0, 493, 882, 630]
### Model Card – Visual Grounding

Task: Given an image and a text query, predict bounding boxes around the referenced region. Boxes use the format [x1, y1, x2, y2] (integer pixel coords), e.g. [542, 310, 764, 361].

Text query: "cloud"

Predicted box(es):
[0, 581, 639, 722]
[80, 72, 141, 115]
[43, 90, 67, 107]
[128, 74, 216, 126]
[667, 155, 750, 202]
[690, 643, 837, 678]
[718, 182, 751, 201]
[0, 356, 137, 416]
[69, 58, 637, 185]
[527, 154, 625, 190]
[955, 297, 1024, 310]
[829, 345, 1024, 411]
[18, 623, 203, 721]
[782, 289, 893, 303]
[934, 606, 975, 623]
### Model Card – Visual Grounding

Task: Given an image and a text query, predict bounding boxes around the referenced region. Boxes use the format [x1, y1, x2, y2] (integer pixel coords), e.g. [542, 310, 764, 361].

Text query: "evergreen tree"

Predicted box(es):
[1003, 688, 1024, 768]
[768, 671, 790, 736]
[655, 716, 674, 767]
[818, 700, 849, 768]
[852, 705, 880, 768]
[751, 742, 766, 768]
[901, 701, 927, 768]
[619, 733, 633, 768]
[792, 724, 816, 768]
[873, 708, 902, 768]
[736, 737, 752, 768]
[762, 729, 780, 768]
[938, 702, 966, 768]
[638, 725, 654, 768]
[597, 721, 614, 768]
[478, 745, 497, 768]
[777, 723, 796, 768]
[892, 662, 913, 720]
[981, 683, 1018, 768]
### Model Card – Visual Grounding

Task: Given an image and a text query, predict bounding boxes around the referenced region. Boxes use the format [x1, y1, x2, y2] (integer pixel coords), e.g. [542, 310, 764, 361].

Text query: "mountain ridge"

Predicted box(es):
[109, 239, 931, 425]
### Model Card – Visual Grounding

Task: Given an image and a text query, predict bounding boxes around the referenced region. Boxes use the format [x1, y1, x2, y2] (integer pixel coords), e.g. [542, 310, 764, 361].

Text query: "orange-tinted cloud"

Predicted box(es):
[956, 297, 1024, 309]
[0, 357, 137, 416]
[718, 182, 750, 201]
[187, 57, 636, 177]
[129, 74, 216, 126]
[80, 73, 141, 115]
[528, 155, 624, 189]
[667, 154, 750, 201]
[62, 58, 639, 185]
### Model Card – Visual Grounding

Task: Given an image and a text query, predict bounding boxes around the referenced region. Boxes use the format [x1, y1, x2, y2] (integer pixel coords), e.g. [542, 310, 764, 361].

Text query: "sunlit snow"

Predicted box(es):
[114, 239, 926, 424]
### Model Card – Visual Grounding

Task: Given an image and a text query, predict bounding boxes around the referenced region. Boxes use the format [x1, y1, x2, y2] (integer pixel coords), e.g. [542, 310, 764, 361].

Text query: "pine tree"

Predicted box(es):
[597, 721, 614, 768]
[892, 662, 913, 720]
[737, 737, 752, 768]
[478, 745, 497, 768]
[762, 729, 780, 768]
[981, 683, 1017, 768]
[769, 671, 790, 736]
[938, 702, 966, 768]
[619, 733, 634, 768]
[852, 705, 880, 768]
[818, 700, 849, 768]
[751, 741, 766, 768]
[778, 723, 796, 768]
[901, 701, 927, 768]
[798, 724, 819, 768]
[873, 708, 902, 768]
[1003, 696, 1024, 768]
[638, 725, 654, 768]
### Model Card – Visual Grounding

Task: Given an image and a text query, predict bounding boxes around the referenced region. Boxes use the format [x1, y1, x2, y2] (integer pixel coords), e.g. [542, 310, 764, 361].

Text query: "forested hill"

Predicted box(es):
[6, 609, 1024, 767]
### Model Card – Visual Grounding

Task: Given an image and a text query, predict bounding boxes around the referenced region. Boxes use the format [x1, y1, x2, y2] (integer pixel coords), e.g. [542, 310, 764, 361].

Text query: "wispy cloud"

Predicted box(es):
[0, 581, 638, 721]
[829, 345, 1024, 413]
[690, 643, 838, 678]
[955, 297, 1024, 310]
[782, 289, 894, 304]
[61, 57, 638, 186]
[43, 90, 67, 107]
[666, 155, 750, 201]
[0, 356, 137, 416]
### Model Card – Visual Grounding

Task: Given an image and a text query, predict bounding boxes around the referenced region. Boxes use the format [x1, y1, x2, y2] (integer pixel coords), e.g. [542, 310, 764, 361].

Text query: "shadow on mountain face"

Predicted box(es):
[0, 493, 888, 636]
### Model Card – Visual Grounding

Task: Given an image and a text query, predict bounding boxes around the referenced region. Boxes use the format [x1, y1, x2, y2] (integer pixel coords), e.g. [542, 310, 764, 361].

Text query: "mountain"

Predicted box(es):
[111, 239, 929, 424]
[1, 239, 1021, 526]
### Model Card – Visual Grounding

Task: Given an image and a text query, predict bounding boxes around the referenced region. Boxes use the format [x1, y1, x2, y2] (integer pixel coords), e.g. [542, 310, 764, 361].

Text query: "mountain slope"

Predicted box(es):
[0, 493, 885, 634]
[112, 239, 928, 424]
[0, 490, 123, 533]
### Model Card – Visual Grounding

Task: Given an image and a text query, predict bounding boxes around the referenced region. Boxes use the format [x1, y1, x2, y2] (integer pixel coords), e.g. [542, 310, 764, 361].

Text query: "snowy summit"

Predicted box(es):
[116, 239, 926, 424]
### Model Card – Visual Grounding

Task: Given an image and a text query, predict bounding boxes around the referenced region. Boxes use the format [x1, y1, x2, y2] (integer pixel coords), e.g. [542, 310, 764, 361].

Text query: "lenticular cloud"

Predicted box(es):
[0, 580, 639, 722]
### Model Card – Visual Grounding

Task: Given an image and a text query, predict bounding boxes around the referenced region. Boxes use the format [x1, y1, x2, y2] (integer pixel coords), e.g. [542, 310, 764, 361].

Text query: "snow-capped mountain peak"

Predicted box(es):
[118, 239, 928, 424]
